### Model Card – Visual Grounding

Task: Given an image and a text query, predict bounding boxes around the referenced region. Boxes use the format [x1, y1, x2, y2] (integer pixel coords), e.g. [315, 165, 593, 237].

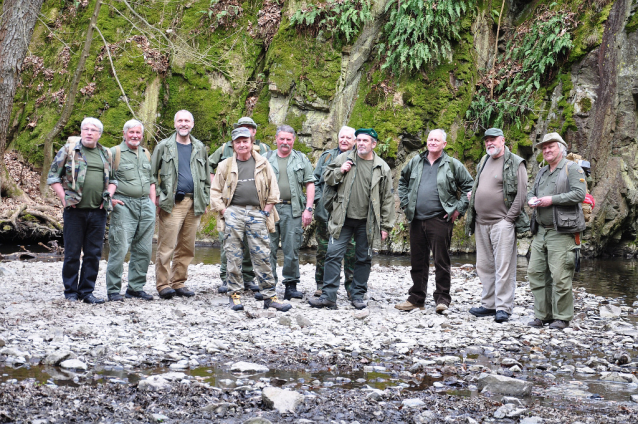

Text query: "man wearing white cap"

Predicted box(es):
[527, 132, 586, 330]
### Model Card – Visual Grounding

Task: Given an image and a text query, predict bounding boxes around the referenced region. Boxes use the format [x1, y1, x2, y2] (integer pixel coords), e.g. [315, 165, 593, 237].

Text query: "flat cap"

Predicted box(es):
[535, 132, 567, 149]
[354, 128, 378, 140]
[231, 127, 252, 140]
[233, 117, 258, 129]
[483, 128, 504, 138]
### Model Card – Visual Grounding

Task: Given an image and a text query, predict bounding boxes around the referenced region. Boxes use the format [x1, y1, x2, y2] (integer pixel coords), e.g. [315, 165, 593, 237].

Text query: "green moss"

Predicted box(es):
[626, 9, 638, 33]
[285, 110, 307, 134]
[197, 211, 219, 239]
[579, 96, 592, 112]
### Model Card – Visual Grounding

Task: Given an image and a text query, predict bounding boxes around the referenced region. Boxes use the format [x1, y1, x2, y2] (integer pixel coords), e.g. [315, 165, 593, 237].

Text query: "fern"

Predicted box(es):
[290, 0, 373, 43]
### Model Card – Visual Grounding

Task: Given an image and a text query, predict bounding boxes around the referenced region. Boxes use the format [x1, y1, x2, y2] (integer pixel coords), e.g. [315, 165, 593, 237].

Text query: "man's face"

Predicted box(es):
[338, 130, 356, 151]
[240, 124, 257, 140]
[541, 141, 561, 164]
[356, 134, 377, 157]
[427, 131, 447, 154]
[174, 112, 194, 137]
[124, 125, 143, 150]
[276, 131, 295, 156]
[81, 124, 101, 145]
[484, 135, 505, 157]
[233, 137, 253, 155]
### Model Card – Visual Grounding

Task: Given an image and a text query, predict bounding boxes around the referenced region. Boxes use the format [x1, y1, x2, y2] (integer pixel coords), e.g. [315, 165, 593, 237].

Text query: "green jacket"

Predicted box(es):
[465, 147, 530, 235]
[151, 133, 210, 215]
[398, 150, 474, 223]
[110, 142, 153, 198]
[324, 150, 396, 249]
[313, 147, 346, 222]
[265, 150, 315, 218]
[46, 139, 116, 211]
[208, 139, 271, 173]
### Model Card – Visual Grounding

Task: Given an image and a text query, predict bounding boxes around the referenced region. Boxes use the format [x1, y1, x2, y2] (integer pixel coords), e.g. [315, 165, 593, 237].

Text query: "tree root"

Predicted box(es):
[0, 204, 62, 241]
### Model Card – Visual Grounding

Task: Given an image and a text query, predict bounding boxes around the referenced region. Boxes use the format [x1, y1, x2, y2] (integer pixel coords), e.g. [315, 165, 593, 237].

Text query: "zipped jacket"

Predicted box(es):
[151, 133, 210, 215]
[210, 151, 280, 233]
[46, 139, 116, 211]
[313, 147, 343, 222]
[324, 150, 395, 248]
[398, 150, 473, 223]
[465, 147, 530, 235]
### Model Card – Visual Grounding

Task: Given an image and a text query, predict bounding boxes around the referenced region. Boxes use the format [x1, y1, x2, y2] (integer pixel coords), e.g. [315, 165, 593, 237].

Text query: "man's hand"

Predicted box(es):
[112, 199, 125, 207]
[153, 196, 159, 207]
[528, 196, 552, 208]
[381, 230, 388, 240]
[302, 209, 313, 227]
[466, 191, 472, 200]
[340, 160, 353, 173]
[444, 210, 460, 223]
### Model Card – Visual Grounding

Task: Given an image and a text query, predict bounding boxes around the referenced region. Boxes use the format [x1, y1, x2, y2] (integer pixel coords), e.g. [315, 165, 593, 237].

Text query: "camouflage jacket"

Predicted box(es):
[46, 139, 117, 211]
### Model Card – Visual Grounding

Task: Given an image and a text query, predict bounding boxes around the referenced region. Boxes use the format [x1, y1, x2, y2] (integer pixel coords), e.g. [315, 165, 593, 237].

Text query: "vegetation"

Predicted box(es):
[290, 0, 372, 43]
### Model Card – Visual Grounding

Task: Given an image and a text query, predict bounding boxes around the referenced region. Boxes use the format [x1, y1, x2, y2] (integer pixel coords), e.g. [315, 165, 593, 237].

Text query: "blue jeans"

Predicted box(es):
[62, 207, 107, 299]
[322, 218, 371, 302]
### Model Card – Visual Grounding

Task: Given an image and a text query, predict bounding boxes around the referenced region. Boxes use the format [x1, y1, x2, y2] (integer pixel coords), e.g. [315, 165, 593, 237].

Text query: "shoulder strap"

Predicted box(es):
[142, 148, 151, 163]
[266, 150, 274, 160]
[113, 145, 121, 171]
[533, 166, 548, 194]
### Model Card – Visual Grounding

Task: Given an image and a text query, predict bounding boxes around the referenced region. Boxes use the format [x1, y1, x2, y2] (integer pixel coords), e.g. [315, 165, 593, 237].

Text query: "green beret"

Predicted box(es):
[354, 128, 378, 140]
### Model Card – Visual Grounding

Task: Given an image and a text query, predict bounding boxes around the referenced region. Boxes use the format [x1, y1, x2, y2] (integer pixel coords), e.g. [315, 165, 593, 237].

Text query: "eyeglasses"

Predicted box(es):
[81, 127, 100, 133]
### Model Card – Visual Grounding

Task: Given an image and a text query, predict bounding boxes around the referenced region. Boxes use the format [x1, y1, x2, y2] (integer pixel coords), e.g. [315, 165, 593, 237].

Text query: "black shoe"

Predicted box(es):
[244, 281, 260, 292]
[284, 283, 304, 300]
[108, 293, 124, 302]
[264, 296, 292, 312]
[549, 319, 569, 329]
[159, 288, 176, 299]
[308, 297, 337, 309]
[125, 289, 153, 301]
[527, 318, 552, 328]
[218, 281, 229, 294]
[351, 298, 367, 310]
[495, 310, 510, 323]
[229, 293, 244, 311]
[254, 292, 264, 301]
[469, 306, 497, 317]
[66, 294, 79, 301]
[174, 287, 195, 297]
[82, 294, 105, 304]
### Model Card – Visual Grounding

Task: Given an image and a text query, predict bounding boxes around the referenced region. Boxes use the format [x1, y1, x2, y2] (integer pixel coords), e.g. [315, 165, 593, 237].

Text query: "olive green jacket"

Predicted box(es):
[465, 147, 530, 235]
[324, 150, 395, 249]
[265, 150, 315, 218]
[398, 151, 474, 223]
[151, 133, 210, 215]
[46, 139, 116, 211]
[313, 147, 346, 222]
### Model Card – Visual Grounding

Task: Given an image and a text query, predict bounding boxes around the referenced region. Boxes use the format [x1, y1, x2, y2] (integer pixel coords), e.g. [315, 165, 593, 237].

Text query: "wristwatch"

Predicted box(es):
[306, 207, 313, 212]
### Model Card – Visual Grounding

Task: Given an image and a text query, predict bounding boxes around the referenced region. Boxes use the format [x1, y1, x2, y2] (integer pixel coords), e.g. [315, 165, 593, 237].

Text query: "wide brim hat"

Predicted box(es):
[534, 132, 567, 149]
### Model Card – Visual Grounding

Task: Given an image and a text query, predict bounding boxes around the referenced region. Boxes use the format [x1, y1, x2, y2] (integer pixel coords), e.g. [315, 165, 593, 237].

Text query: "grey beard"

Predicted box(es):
[487, 147, 502, 157]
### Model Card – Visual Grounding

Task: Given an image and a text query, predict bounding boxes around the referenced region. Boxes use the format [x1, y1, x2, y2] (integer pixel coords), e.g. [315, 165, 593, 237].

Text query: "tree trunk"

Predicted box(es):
[39, 0, 103, 196]
[0, 0, 45, 200]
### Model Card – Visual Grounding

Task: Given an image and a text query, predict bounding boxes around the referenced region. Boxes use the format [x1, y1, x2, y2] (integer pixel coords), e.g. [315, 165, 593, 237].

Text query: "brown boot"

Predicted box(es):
[394, 300, 425, 312]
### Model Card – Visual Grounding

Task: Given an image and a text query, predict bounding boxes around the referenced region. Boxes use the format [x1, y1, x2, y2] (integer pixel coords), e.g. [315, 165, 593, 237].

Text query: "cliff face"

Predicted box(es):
[6, 0, 638, 256]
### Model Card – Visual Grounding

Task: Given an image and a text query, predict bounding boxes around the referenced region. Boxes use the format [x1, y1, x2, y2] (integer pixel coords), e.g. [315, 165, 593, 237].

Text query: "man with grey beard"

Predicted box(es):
[465, 128, 529, 323]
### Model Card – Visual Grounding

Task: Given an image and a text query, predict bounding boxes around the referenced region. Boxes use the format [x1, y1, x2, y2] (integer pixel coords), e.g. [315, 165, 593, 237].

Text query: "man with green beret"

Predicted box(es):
[309, 128, 395, 310]
[395, 129, 474, 314]
[465, 128, 529, 323]
[527, 132, 586, 330]
[209, 116, 271, 296]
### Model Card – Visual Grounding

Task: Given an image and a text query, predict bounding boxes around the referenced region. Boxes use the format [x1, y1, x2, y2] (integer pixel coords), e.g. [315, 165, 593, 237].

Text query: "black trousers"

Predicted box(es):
[62, 207, 107, 299]
[407, 216, 454, 306]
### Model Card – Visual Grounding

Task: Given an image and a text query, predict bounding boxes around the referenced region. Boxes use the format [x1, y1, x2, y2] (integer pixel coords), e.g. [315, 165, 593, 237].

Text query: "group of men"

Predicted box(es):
[48, 112, 586, 328]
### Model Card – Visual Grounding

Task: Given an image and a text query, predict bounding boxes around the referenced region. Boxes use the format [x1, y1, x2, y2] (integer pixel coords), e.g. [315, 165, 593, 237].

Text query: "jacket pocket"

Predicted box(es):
[119, 163, 137, 182]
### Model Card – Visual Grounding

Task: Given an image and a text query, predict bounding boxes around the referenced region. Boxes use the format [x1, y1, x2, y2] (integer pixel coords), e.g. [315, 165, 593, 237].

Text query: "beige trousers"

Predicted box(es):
[155, 197, 201, 292]
[475, 219, 517, 313]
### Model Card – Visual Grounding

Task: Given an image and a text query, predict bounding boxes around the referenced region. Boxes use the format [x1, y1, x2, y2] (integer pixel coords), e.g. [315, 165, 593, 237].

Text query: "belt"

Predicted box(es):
[279, 200, 292, 205]
[542, 224, 554, 229]
[184, 193, 194, 198]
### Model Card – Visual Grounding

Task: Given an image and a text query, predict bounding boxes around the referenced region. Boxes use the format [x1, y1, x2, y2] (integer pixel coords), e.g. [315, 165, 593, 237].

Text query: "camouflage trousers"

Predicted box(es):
[315, 218, 355, 292]
[223, 205, 275, 298]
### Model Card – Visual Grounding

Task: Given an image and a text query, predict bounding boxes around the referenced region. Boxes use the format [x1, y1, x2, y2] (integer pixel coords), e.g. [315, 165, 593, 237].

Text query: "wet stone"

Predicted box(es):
[242, 418, 273, 424]
[59, 359, 87, 371]
[477, 374, 532, 396]
[402, 398, 425, 408]
[231, 362, 270, 373]
[261, 387, 304, 414]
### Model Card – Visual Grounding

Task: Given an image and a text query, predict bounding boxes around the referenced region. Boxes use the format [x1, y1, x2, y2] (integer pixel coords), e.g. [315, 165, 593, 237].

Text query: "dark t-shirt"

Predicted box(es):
[176, 142, 194, 194]
[277, 155, 291, 201]
[346, 158, 374, 220]
[415, 157, 445, 220]
[231, 156, 260, 206]
[76, 147, 104, 209]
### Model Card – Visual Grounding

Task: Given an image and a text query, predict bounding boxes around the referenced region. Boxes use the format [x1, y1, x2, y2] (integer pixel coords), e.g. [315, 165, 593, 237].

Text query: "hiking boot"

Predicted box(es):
[254, 292, 264, 300]
[284, 283, 304, 300]
[308, 297, 337, 309]
[175, 287, 195, 297]
[82, 294, 105, 304]
[435, 303, 448, 314]
[218, 281, 229, 294]
[395, 300, 425, 312]
[527, 318, 552, 328]
[244, 281, 260, 292]
[494, 310, 510, 323]
[125, 289, 153, 301]
[549, 319, 569, 330]
[264, 296, 292, 312]
[229, 293, 244, 311]
[351, 298, 367, 310]
[158, 288, 175, 299]
[108, 293, 124, 302]
[469, 306, 496, 317]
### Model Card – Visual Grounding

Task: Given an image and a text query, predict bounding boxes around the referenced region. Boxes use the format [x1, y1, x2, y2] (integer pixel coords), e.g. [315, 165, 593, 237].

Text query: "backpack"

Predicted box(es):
[565, 153, 594, 223]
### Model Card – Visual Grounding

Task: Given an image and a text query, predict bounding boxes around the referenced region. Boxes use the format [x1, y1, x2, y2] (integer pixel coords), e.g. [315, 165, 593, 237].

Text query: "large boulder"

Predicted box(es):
[261, 387, 304, 414]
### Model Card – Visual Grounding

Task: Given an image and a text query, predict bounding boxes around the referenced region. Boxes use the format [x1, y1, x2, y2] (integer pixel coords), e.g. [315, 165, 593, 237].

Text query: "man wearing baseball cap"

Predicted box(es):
[309, 128, 395, 310]
[209, 117, 271, 296]
[210, 127, 291, 312]
[465, 128, 529, 323]
[527, 132, 586, 330]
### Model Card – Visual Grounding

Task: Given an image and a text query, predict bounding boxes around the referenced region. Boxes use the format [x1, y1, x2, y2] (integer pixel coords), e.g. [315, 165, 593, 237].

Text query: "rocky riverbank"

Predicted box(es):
[1, 261, 638, 423]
